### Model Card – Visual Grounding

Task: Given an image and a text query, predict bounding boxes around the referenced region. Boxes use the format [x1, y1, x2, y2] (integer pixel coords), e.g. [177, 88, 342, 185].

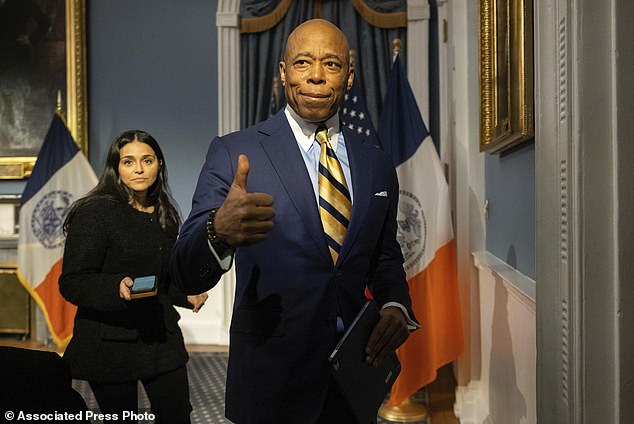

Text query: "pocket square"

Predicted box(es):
[374, 191, 388, 197]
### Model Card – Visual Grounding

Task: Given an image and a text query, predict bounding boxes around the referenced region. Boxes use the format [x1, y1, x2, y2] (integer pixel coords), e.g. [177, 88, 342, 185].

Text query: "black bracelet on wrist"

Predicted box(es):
[206, 208, 233, 256]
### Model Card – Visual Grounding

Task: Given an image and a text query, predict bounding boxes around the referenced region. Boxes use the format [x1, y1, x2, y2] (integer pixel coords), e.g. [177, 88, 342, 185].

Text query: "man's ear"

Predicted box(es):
[346, 67, 355, 92]
[279, 61, 287, 86]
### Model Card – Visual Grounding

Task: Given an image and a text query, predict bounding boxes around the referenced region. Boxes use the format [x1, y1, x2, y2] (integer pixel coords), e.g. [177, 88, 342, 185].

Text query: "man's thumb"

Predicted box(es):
[233, 154, 249, 191]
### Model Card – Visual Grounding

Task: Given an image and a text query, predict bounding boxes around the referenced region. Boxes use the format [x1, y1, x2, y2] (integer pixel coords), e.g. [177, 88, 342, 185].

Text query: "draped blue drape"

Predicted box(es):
[240, 0, 280, 16]
[240, 1, 314, 128]
[319, 1, 406, 128]
[240, 0, 407, 129]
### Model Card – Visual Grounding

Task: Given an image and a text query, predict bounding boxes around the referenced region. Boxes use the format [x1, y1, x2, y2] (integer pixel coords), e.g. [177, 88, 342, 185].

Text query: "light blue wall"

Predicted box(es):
[485, 141, 536, 279]
[87, 0, 218, 219]
[0, 180, 26, 195]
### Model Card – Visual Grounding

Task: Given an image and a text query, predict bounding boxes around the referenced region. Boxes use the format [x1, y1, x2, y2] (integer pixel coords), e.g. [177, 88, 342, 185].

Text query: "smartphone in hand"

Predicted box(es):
[130, 275, 157, 299]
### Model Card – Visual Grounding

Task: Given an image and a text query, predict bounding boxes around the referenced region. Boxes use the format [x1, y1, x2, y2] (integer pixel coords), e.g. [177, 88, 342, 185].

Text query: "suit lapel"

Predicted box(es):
[257, 113, 331, 264]
[337, 128, 372, 265]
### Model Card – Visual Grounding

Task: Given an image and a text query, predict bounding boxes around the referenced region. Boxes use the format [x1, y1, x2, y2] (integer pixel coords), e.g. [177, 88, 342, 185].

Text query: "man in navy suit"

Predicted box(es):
[172, 19, 418, 424]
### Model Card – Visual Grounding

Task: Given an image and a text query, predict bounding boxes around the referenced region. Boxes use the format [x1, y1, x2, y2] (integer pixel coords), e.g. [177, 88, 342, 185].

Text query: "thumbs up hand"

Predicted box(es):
[213, 154, 275, 246]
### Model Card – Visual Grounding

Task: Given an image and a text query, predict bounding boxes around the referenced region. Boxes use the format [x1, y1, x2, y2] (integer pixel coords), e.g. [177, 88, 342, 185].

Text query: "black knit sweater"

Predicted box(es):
[59, 197, 191, 383]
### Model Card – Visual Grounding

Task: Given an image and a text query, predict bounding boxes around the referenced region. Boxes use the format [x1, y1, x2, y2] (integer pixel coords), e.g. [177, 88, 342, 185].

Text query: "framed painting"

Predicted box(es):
[0, 0, 87, 179]
[479, 0, 534, 153]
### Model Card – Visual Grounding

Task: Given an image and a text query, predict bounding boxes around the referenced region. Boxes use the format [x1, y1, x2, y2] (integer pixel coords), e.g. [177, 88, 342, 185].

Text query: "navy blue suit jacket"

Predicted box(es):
[171, 111, 414, 423]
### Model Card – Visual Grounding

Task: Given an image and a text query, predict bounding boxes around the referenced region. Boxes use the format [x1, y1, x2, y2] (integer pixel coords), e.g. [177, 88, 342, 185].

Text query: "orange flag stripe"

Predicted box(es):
[33, 259, 76, 347]
[388, 240, 464, 406]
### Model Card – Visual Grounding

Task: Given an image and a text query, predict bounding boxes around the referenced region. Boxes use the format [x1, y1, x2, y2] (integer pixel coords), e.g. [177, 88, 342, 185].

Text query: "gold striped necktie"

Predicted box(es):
[315, 125, 352, 264]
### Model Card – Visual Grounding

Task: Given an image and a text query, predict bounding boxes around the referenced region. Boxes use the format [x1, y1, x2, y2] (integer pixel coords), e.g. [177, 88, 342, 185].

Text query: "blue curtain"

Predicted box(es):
[240, 0, 407, 129]
[319, 1, 406, 128]
[240, 0, 280, 16]
[240, 1, 314, 128]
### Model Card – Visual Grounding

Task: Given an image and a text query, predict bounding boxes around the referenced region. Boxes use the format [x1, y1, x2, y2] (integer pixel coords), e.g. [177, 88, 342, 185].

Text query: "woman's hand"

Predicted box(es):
[119, 277, 134, 301]
[187, 293, 209, 313]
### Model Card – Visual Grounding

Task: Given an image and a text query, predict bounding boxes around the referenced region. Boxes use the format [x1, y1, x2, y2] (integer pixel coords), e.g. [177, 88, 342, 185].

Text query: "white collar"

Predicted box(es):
[284, 105, 341, 153]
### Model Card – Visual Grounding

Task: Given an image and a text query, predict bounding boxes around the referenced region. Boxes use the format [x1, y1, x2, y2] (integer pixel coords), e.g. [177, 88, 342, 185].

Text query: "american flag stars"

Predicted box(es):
[342, 93, 374, 138]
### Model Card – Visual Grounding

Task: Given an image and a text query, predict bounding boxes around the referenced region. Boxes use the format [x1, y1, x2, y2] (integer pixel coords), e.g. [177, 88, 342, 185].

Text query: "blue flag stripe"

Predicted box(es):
[378, 55, 430, 167]
[21, 114, 80, 206]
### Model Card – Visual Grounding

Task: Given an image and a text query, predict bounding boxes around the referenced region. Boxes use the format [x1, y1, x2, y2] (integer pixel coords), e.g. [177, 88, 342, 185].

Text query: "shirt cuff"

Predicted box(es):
[382, 301, 421, 331]
[207, 239, 234, 271]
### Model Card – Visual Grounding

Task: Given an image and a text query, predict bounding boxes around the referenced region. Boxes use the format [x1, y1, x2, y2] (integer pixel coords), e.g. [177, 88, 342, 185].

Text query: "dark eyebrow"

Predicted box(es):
[120, 154, 155, 160]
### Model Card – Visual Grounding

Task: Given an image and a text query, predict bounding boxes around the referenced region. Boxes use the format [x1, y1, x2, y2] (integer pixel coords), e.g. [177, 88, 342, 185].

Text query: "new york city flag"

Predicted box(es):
[17, 113, 97, 348]
[379, 55, 464, 406]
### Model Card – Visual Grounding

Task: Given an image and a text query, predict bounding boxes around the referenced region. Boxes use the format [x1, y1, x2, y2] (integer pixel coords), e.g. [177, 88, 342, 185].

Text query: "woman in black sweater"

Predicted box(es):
[60, 130, 207, 424]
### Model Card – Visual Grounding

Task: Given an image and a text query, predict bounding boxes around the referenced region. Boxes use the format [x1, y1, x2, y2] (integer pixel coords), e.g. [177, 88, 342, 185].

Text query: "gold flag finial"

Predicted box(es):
[349, 49, 357, 69]
[56, 90, 63, 114]
[55, 89, 69, 126]
[393, 38, 401, 54]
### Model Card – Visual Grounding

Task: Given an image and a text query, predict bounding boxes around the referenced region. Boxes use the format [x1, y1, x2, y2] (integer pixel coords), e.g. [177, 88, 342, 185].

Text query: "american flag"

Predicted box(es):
[340, 78, 382, 149]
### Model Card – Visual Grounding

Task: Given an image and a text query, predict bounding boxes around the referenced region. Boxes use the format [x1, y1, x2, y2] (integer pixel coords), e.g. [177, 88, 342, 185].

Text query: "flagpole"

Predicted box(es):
[272, 75, 281, 112]
[377, 37, 429, 423]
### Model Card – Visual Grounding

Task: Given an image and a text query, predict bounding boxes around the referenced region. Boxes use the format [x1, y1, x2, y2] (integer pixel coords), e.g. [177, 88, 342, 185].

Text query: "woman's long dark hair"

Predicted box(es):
[64, 130, 181, 238]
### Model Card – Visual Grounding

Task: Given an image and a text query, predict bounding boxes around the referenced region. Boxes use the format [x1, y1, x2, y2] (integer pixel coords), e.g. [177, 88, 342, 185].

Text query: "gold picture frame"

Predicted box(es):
[479, 0, 534, 153]
[0, 0, 87, 179]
